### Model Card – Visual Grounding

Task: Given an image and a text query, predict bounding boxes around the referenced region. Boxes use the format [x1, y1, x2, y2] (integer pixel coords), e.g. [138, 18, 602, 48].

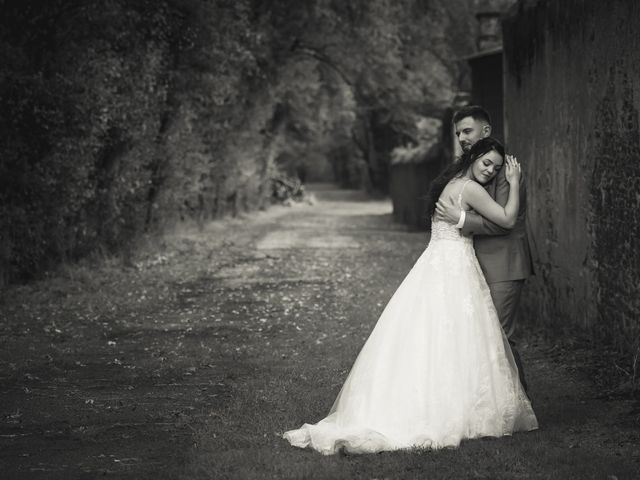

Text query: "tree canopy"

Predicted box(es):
[0, 0, 476, 282]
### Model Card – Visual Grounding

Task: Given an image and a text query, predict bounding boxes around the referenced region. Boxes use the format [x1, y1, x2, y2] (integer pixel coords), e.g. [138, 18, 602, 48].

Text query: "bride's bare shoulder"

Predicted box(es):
[442, 177, 463, 191]
[439, 180, 457, 200]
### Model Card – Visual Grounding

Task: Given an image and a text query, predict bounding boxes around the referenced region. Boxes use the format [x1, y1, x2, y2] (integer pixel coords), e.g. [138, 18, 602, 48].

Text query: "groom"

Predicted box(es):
[435, 105, 534, 392]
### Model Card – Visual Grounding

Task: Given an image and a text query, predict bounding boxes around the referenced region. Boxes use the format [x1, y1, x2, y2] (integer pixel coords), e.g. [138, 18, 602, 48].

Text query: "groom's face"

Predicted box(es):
[455, 117, 491, 152]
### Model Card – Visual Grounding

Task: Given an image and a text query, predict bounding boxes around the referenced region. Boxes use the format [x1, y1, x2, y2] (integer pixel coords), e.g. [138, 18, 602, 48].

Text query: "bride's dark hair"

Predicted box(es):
[424, 137, 505, 230]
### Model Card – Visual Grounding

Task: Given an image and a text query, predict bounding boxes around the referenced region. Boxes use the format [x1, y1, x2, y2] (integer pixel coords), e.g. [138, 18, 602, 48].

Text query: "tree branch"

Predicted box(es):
[290, 43, 354, 87]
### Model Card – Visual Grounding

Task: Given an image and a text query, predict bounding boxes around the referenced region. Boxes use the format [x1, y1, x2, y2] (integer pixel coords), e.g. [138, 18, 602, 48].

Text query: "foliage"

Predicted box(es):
[0, 0, 274, 281]
[0, 0, 476, 283]
[259, 0, 476, 193]
[1, 1, 172, 276]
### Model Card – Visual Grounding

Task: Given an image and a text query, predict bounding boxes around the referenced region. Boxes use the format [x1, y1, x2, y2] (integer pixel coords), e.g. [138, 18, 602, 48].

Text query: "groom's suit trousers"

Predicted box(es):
[489, 279, 527, 391]
[488, 280, 524, 340]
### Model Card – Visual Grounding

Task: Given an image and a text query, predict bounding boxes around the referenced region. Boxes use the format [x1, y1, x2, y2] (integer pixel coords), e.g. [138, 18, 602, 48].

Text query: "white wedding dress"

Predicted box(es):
[283, 179, 538, 455]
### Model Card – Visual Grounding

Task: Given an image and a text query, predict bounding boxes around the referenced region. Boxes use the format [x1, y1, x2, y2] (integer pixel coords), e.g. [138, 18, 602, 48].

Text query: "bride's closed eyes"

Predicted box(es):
[484, 160, 501, 171]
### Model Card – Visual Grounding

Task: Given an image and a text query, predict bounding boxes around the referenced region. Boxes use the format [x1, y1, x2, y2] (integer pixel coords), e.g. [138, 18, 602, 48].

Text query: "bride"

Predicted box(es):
[283, 137, 538, 455]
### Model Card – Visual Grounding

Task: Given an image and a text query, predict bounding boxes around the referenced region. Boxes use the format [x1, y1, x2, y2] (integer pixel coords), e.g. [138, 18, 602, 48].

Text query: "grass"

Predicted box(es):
[1, 192, 639, 479]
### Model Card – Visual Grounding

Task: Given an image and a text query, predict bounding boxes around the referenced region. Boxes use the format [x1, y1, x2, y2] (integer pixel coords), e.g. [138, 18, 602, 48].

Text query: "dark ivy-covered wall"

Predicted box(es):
[503, 0, 640, 353]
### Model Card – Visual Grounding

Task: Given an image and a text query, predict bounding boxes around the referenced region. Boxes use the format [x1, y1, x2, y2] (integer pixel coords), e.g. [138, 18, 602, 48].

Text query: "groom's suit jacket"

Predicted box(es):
[461, 169, 535, 284]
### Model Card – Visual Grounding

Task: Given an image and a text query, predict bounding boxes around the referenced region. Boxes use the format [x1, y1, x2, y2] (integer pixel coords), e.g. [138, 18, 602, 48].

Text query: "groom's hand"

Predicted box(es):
[435, 197, 462, 225]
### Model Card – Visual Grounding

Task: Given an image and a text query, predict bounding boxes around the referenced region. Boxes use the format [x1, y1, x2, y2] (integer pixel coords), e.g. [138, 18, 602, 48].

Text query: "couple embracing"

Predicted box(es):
[283, 105, 538, 455]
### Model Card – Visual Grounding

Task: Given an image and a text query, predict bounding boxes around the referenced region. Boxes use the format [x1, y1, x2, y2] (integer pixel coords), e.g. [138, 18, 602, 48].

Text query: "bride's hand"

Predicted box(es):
[504, 154, 521, 186]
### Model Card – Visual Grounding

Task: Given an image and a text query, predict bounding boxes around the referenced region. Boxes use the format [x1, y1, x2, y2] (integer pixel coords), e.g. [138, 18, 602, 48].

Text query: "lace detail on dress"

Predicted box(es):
[430, 218, 471, 243]
[430, 178, 473, 243]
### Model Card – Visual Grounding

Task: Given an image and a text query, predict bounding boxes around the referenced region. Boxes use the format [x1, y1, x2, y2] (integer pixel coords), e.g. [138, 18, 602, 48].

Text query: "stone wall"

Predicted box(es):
[502, 0, 640, 352]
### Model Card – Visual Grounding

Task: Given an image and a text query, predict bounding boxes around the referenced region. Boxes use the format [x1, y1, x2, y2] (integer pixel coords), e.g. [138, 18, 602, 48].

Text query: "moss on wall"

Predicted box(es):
[503, 0, 640, 354]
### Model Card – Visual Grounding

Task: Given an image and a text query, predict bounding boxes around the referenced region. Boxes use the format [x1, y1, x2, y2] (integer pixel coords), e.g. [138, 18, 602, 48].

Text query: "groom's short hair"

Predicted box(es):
[452, 105, 492, 125]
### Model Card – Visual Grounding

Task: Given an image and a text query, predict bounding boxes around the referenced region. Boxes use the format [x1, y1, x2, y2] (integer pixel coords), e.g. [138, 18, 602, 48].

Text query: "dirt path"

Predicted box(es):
[1, 185, 638, 479]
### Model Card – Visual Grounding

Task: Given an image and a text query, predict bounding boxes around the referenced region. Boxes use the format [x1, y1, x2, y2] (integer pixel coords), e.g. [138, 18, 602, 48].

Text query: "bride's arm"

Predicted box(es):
[460, 172, 512, 235]
[463, 157, 521, 229]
